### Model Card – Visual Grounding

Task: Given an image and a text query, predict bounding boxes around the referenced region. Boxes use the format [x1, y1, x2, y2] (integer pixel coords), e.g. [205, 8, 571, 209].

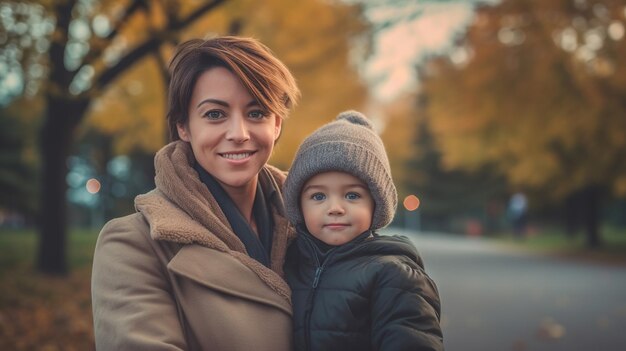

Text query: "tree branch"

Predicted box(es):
[103, 0, 148, 42]
[73, 0, 148, 86]
[171, 0, 227, 30]
[95, 36, 160, 88]
[93, 0, 226, 91]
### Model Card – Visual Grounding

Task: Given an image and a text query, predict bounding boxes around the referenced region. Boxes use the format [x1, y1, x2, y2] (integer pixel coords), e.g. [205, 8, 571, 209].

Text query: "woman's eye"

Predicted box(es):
[204, 110, 224, 120]
[248, 110, 267, 120]
[311, 193, 326, 201]
[346, 192, 361, 200]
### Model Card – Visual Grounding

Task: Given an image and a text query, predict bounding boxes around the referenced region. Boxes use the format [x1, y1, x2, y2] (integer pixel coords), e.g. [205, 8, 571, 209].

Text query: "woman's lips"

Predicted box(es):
[219, 151, 256, 164]
[220, 151, 255, 159]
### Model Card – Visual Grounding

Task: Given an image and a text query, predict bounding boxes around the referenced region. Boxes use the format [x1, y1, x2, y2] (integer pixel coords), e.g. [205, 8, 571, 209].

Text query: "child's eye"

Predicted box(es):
[311, 193, 326, 201]
[204, 110, 225, 120]
[346, 192, 361, 200]
[248, 110, 267, 120]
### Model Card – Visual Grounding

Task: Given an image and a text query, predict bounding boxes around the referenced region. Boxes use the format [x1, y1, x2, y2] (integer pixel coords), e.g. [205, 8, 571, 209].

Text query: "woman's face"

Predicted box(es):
[178, 66, 282, 195]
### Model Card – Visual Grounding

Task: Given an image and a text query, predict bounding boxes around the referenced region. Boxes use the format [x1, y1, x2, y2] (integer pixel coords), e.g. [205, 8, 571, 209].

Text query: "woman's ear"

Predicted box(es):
[177, 123, 190, 142]
[274, 116, 283, 141]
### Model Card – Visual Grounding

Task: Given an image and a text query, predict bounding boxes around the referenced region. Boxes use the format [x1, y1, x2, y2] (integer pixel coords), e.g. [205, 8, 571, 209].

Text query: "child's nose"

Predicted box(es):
[327, 199, 345, 215]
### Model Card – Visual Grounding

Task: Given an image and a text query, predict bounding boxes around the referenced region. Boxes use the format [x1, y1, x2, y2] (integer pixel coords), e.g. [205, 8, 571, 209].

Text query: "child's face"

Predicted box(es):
[300, 171, 374, 246]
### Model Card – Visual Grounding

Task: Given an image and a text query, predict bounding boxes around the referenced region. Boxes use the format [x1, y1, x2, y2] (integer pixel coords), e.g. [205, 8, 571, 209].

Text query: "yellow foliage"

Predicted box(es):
[85, 56, 166, 154]
[614, 176, 626, 197]
[421, 0, 626, 198]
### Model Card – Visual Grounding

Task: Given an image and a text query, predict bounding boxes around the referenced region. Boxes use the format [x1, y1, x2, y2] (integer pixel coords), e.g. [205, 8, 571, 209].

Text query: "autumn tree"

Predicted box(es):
[1, 0, 229, 275]
[420, 0, 626, 246]
[414, 95, 508, 234]
[380, 92, 508, 233]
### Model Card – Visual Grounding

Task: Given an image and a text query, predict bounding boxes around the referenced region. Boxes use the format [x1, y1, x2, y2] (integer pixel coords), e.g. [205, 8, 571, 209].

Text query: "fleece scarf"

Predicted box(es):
[194, 162, 273, 267]
[134, 141, 296, 302]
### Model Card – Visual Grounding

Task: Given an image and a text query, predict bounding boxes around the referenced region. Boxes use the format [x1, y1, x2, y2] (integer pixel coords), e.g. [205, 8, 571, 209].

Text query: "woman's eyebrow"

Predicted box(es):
[197, 98, 228, 109]
[196, 99, 259, 109]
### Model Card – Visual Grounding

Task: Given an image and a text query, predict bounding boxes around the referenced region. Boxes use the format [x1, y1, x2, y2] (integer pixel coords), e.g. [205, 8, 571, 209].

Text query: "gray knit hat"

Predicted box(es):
[284, 110, 397, 230]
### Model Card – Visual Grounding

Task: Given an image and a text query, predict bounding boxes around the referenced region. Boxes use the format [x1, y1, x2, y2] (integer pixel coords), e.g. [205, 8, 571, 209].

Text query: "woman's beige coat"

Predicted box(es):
[91, 141, 296, 351]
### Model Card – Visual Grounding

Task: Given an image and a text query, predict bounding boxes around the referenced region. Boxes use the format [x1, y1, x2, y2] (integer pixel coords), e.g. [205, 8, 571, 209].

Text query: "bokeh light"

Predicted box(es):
[403, 194, 420, 211]
[86, 178, 101, 194]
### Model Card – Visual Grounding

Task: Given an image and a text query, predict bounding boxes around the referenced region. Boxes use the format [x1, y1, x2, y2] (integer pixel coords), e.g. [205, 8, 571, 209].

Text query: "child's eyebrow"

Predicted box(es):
[341, 184, 369, 191]
[302, 183, 368, 192]
[302, 184, 326, 192]
[347, 184, 368, 189]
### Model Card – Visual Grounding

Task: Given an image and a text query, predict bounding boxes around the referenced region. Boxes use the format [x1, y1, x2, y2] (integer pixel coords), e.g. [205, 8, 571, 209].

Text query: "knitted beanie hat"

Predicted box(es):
[284, 110, 397, 230]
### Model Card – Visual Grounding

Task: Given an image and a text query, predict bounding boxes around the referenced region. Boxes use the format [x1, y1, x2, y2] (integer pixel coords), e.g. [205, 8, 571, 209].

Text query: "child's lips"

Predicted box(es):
[324, 223, 350, 230]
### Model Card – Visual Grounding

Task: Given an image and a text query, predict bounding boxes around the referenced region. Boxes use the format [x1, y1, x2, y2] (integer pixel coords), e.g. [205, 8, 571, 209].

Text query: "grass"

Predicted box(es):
[0, 228, 98, 351]
[0, 228, 97, 271]
[497, 226, 626, 266]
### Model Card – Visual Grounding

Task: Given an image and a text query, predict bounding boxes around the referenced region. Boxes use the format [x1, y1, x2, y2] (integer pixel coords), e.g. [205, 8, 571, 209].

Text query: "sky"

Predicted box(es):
[363, 0, 496, 102]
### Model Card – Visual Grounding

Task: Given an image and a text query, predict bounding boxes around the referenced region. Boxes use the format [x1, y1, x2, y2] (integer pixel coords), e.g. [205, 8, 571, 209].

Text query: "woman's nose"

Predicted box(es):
[226, 114, 250, 143]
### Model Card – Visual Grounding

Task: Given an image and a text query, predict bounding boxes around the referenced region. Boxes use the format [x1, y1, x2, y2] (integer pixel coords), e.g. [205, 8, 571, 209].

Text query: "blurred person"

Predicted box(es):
[91, 36, 300, 351]
[283, 111, 444, 351]
[508, 192, 528, 239]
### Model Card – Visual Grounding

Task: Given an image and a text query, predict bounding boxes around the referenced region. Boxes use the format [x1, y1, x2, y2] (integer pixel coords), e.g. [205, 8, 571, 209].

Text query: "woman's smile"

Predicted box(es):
[219, 150, 257, 162]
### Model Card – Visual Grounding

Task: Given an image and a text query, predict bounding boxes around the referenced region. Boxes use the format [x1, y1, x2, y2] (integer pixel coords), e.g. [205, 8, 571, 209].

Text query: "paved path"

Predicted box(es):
[381, 228, 626, 351]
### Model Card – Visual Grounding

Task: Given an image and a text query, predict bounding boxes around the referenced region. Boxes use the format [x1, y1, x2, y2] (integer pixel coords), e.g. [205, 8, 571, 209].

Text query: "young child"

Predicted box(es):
[283, 111, 444, 351]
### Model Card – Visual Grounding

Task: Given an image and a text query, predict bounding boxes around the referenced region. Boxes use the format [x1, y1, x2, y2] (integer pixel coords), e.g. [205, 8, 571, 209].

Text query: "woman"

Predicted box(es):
[91, 36, 300, 351]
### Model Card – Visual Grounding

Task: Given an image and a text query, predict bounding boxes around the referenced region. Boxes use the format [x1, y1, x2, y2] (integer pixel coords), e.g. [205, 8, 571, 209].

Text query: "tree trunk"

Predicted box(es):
[33, 0, 226, 275]
[36, 95, 88, 275]
[564, 191, 580, 239]
[581, 185, 601, 248]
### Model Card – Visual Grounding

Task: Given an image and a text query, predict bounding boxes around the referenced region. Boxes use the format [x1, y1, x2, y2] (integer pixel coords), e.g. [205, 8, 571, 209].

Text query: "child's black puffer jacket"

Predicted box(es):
[284, 229, 444, 351]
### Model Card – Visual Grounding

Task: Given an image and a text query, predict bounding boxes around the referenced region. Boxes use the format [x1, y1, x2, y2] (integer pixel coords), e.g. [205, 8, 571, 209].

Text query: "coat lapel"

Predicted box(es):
[168, 245, 292, 315]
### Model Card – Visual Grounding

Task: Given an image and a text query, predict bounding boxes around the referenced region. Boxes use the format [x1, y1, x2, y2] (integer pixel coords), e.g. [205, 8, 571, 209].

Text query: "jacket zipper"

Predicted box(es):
[302, 236, 337, 351]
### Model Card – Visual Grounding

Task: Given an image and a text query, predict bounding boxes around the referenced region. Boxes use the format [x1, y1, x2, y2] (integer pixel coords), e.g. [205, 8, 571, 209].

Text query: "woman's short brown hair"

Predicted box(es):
[166, 36, 300, 141]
